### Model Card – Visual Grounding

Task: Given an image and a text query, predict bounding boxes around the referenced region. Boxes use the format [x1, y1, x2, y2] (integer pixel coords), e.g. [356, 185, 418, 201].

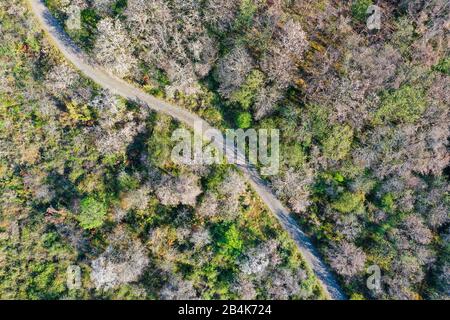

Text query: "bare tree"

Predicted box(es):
[384, 254, 425, 300]
[203, 0, 240, 32]
[91, 227, 149, 289]
[190, 227, 211, 249]
[353, 97, 449, 179]
[266, 268, 307, 300]
[196, 191, 220, 219]
[239, 240, 281, 277]
[94, 18, 137, 78]
[272, 167, 314, 214]
[155, 174, 202, 206]
[159, 275, 198, 300]
[260, 19, 308, 90]
[89, 91, 146, 156]
[23, 170, 55, 204]
[45, 63, 79, 95]
[119, 185, 152, 211]
[335, 213, 363, 241]
[277, 19, 308, 57]
[124, 0, 217, 96]
[326, 241, 366, 278]
[401, 214, 433, 245]
[253, 85, 283, 120]
[233, 276, 257, 299]
[217, 169, 246, 199]
[92, 0, 116, 15]
[216, 47, 254, 98]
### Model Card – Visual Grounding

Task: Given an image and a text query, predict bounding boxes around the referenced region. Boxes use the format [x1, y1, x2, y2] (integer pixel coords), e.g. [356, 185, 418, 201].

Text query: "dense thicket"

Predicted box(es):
[2, 0, 449, 300]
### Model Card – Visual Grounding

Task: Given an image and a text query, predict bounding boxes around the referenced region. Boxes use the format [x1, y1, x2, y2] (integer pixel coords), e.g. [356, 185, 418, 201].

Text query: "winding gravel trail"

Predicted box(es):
[26, 0, 346, 300]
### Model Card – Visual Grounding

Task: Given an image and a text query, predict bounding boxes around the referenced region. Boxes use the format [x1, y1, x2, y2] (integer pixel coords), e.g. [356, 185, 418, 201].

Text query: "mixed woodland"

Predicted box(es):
[0, 0, 449, 299]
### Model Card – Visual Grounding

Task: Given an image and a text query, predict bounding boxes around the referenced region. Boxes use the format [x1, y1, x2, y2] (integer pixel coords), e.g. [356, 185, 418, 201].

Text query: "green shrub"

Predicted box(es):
[217, 224, 244, 258]
[112, 0, 128, 16]
[81, 9, 100, 32]
[381, 193, 395, 211]
[331, 191, 365, 214]
[304, 104, 330, 142]
[234, 0, 259, 31]
[391, 18, 416, 58]
[231, 70, 265, 109]
[147, 116, 174, 168]
[236, 112, 252, 129]
[78, 196, 107, 229]
[283, 143, 307, 168]
[374, 85, 427, 124]
[433, 57, 450, 75]
[333, 172, 346, 183]
[29, 262, 66, 299]
[350, 293, 366, 300]
[200, 107, 223, 126]
[41, 232, 59, 249]
[44, 0, 63, 13]
[322, 125, 353, 161]
[67, 8, 100, 50]
[118, 173, 140, 191]
[66, 101, 94, 124]
[351, 0, 373, 22]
